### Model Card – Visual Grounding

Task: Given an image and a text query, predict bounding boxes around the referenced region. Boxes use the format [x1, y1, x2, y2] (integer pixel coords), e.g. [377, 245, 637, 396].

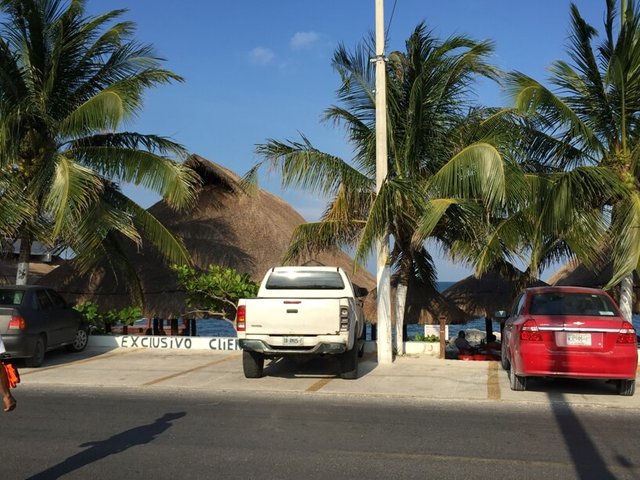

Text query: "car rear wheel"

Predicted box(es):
[340, 346, 359, 380]
[500, 340, 510, 371]
[616, 379, 635, 396]
[25, 336, 46, 368]
[242, 350, 264, 378]
[66, 327, 89, 353]
[509, 367, 527, 391]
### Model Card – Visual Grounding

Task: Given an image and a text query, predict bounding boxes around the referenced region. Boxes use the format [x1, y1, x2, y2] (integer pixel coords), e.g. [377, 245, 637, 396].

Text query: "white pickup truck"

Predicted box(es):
[235, 266, 368, 379]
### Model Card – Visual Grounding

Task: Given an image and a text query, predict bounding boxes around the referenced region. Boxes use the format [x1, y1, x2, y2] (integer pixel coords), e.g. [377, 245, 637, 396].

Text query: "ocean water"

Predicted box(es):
[181, 280, 640, 339]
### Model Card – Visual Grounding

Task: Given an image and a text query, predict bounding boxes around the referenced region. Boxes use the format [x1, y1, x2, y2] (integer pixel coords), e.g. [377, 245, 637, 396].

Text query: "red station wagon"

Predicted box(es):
[498, 286, 638, 396]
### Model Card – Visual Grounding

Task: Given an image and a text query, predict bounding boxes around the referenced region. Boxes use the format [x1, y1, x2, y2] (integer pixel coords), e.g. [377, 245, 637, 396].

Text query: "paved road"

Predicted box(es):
[2, 386, 640, 479]
[0, 346, 637, 479]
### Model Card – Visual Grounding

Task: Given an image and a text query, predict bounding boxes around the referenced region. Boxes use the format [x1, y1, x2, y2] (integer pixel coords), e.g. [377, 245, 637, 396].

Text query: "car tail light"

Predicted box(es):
[8, 315, 26, 330]
[520, 319, 542, 341]
[616, 321, 636, 344]
[340, 307, 349, 331]
[236, 305, 246, 332]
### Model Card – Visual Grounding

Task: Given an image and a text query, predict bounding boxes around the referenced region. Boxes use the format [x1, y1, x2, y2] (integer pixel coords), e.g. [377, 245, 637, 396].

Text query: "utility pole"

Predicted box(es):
[374, 0, 392, 364]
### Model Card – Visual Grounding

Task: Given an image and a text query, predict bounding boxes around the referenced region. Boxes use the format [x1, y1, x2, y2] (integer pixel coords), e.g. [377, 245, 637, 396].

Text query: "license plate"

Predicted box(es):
[283, 336, 303, 346]
[567, 333, 591, 346]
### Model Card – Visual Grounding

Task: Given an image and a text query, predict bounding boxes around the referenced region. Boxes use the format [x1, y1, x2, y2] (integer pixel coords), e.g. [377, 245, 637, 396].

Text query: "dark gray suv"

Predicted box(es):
[0, 286, 89, 367]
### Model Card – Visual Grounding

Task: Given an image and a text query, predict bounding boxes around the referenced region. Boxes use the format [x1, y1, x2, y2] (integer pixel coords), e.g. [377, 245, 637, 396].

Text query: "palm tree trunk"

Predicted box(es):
[619, 274, 634, 323]
[394, 284, 407, 355]
[15, 235, 31, 285]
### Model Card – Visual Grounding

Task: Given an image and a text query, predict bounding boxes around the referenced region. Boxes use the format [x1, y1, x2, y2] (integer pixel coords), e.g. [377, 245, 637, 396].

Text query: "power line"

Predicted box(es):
[385, 0, 398, 45]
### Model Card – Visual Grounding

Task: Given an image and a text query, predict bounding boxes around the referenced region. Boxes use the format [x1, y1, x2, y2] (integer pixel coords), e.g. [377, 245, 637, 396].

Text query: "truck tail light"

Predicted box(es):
[8, 315, 26, 330]
[617, 322, 636, 344]
[520, 319, 542, 342]
[236, 305, 246, 332]
[340, 307, 349, 331]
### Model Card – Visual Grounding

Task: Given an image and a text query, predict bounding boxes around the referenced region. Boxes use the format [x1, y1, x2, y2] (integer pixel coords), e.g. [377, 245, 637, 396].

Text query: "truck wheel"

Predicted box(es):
[242, 350, 264, 378]
[340, 347, 358, 380]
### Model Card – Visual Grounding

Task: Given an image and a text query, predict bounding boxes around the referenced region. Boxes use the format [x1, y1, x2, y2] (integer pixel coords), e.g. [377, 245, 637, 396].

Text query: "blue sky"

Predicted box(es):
[88, 0, 606, 281]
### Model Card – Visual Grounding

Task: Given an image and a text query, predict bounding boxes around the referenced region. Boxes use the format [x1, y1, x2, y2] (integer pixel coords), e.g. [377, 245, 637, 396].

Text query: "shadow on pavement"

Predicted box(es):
[524, 377, 620, 396]
[26, 412, 186, 480]
[549, 394, 622, 479]
[263, 355, 376, 379]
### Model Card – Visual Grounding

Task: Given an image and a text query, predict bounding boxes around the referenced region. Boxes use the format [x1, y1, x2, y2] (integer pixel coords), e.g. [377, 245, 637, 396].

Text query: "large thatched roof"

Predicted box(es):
[442, 269, 547, 318]
[364, 275, 472, 325]
[547, 258, 614, 287]
[0, 258, 59, 285]
[38, 155, 375, 318]
[548, 258, 640, 312]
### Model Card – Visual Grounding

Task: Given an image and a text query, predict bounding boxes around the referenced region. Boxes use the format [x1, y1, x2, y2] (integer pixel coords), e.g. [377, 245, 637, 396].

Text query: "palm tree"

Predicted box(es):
[250, 23, 510, 351]
[504, 0, 640, 320]
[0, 0, 198, 287]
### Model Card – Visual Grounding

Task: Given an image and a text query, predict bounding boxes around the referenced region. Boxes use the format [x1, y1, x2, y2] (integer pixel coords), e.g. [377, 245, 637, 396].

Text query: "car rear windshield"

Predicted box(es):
[0, 290, 24, 306]
[529, 292, 618, 316]
[265, 271, 345, 290]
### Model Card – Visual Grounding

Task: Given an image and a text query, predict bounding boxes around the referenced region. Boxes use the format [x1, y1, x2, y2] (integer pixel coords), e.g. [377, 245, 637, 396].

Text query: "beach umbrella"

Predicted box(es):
[37, 155, 375, 319]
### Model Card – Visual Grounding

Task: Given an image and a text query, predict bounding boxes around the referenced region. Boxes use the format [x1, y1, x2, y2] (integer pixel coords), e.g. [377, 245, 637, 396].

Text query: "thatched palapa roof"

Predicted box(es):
[0, 258, 59, 285]
[442, 269, 547, 318]
[38, 155, 375, 318]
[364, 275, 472, 325]
[548, 258, 640, 313]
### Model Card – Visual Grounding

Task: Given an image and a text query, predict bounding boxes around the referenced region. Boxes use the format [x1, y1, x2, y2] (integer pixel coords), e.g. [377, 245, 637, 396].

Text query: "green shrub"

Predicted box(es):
[74, 302, 142, 334]
[412, 333, 439, 342]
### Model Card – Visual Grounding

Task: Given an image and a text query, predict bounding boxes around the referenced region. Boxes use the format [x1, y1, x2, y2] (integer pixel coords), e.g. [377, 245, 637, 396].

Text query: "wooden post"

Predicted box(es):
[439, 315, 446, 359]
[485, 316, 493, 338]
[170, 319, 179, 336]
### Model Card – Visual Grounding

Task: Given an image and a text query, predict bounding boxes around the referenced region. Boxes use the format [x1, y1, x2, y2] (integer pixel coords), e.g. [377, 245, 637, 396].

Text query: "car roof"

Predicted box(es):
[525, 285, 608, 295]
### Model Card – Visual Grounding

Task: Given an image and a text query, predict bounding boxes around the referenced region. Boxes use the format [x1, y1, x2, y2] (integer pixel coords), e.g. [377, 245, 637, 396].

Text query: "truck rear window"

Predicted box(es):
[265, 271, 345, 290]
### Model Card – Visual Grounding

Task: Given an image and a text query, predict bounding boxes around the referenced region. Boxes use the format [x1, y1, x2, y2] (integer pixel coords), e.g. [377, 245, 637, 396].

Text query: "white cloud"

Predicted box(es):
[249, 47, 275, 65]
[290, 31, 320, 50]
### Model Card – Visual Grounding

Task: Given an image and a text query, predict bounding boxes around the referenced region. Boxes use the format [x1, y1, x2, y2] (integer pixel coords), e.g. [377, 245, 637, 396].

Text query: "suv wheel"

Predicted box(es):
[66, 327, 89, 353]
[25, 336, 46, 368]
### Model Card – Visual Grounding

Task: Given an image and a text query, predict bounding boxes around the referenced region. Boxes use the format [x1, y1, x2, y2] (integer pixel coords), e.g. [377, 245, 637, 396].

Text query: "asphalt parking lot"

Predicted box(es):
[13, 345, 640, 410]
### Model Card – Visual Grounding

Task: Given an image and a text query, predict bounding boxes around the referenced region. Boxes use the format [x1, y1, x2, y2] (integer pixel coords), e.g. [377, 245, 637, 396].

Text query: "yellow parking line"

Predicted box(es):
[487, 361, 501, 400]
[143, 354, 238, 386]
[306, 377, 334, 392]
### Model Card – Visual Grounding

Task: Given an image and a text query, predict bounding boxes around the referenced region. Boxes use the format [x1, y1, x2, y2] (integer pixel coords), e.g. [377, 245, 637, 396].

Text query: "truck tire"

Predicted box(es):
[243, 350, 264, 378]
[340, 347, 358, 380]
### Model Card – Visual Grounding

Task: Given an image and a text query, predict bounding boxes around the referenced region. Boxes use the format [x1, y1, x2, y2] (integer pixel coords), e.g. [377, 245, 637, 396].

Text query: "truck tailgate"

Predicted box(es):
[244, 298, 341, 335]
